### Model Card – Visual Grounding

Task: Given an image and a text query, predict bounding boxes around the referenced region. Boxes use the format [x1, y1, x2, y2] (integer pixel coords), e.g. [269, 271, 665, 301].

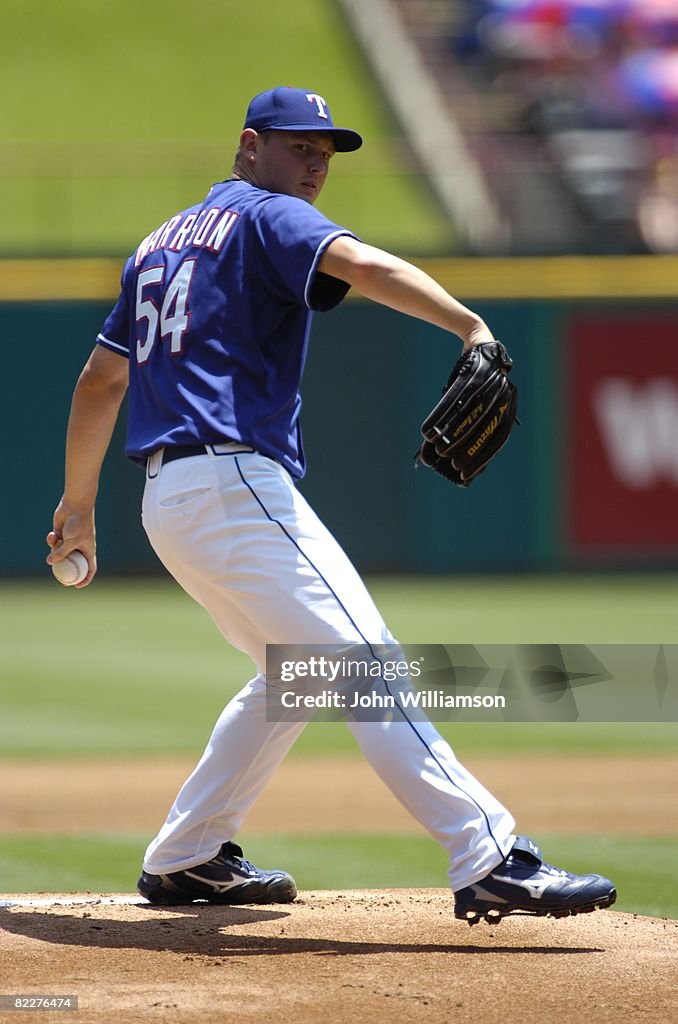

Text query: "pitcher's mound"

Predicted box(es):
[0, 889, 675, 1024]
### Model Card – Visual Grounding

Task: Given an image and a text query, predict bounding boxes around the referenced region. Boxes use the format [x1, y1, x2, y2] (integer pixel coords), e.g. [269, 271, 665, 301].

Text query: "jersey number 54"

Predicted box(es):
[135, 259, 197, 364]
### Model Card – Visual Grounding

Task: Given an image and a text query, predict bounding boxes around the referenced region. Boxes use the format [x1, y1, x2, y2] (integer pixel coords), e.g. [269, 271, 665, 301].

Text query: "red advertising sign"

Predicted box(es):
[567, 314, 678, 552]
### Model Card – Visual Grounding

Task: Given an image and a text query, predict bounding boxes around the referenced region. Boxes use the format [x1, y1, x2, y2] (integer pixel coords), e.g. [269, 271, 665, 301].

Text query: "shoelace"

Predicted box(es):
[220, 842, 256, 873]
[543, 864, 571, 877]
[235, 856, 256, 872]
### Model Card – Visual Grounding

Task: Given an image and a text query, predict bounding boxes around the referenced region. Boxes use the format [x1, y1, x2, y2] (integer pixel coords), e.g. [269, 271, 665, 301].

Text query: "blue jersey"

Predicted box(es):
[97, 179, 356, 478]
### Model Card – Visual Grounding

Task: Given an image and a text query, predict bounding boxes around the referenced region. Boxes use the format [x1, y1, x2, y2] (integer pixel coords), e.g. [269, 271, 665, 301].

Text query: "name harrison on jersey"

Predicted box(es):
[134, 207, 239, 266]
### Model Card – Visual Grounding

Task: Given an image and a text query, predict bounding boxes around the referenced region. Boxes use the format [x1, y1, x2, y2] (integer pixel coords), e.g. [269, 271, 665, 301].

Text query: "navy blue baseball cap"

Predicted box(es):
[243, 87, 363, 152]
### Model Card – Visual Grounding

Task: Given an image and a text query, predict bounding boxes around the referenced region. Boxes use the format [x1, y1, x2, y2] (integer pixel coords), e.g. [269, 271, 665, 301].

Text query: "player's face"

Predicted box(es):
[254, 131, 336, 204]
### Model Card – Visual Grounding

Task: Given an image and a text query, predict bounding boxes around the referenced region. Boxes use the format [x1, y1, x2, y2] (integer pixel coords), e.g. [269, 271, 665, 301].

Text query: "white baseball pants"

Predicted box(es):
[140, 444, 515, 890]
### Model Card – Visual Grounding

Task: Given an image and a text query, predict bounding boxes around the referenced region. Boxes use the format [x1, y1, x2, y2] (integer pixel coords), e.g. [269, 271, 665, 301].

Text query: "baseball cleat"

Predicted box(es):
[137, 842, 297, 906]
[454, 836, 616, 925]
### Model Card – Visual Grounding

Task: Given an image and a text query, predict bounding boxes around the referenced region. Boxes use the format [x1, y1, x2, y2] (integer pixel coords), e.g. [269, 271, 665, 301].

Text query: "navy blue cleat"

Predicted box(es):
[137, 842, 297, 906]
[454, 836, 617, 925]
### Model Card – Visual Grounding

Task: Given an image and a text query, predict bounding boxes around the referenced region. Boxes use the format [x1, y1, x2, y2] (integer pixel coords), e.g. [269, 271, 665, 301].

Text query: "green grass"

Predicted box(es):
[368, 574, 678, 645]
[0, 833, 674, 919]
[0, 0, 451, 255]
[1, 577, 676, 758]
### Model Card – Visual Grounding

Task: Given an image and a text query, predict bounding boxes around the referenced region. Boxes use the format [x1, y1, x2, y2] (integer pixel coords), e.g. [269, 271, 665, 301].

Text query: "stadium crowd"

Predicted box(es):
[450, 0, 678, 250]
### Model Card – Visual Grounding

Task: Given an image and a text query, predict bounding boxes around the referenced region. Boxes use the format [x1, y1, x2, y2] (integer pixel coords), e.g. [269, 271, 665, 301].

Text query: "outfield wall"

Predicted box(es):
[4, 257, 678, 576]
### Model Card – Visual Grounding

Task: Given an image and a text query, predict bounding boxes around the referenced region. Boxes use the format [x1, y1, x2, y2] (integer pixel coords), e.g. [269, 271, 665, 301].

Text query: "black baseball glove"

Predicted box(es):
[416, 340, 518, 487]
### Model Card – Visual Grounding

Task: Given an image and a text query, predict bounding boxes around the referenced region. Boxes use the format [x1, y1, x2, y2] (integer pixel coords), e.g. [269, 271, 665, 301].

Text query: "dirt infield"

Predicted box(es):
[2, 754, 677, 835]
[2, 755, 676, 1022]
[1, 892, 676, 1024]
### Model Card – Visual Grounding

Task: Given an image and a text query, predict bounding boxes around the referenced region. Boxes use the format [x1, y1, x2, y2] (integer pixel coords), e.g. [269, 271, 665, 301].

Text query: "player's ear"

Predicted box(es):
[239, 129, 259, 161]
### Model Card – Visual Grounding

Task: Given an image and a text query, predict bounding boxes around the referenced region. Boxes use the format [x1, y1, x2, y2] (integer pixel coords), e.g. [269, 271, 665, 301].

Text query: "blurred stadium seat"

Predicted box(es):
[389, 0, 678, 252]
[5, 0, 678, 256]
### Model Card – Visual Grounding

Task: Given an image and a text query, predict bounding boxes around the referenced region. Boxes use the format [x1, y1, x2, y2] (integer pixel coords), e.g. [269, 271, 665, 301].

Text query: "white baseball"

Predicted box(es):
[52, 550, 89, 587]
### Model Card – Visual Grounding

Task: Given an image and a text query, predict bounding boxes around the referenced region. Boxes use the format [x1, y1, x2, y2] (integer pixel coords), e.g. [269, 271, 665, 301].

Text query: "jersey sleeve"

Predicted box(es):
[255, 196, 357, 312]
[96, 258, 132, 357]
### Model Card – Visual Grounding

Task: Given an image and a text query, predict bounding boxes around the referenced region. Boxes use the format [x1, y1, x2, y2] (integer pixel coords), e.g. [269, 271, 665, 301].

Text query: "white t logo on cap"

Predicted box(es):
[306, 93, 329, 120]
